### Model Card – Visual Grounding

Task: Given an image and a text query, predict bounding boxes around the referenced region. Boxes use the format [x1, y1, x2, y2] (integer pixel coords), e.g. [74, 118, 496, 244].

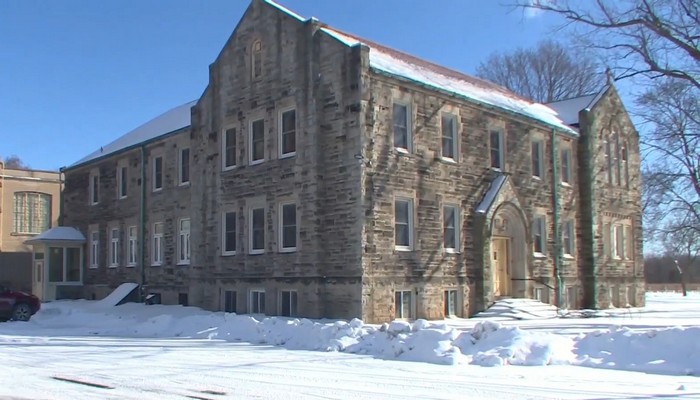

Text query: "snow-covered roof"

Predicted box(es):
[545, 87, 609, 126]
[475, 173, 508, 215]
[24, 227, 86, 244]
[319, 27, 577, 135]
[70, 101, 196, 168]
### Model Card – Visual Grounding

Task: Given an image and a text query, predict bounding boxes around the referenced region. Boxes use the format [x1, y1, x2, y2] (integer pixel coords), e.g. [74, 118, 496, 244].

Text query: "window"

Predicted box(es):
[279, 290, 298, 317]
[394, 290, 413, 319]
[250, 118, 265, 164]
[152, 222, 163, 266]
[127, 226, 137, 267]
[179, 148, 190, 185]
[614, 224, 626, 259]
[625, 225, 633, 260]
[566, 286, 577, 309]
[560, 148, 572, 184]
[443, 205, 459, 252]
[250, 290, 265, 314]
[109, 228, 119, 267]
[393, 103, 410, 151]
[279, 109, 296, 157]
[533, 214, 546, 255]
[562, 219, 574, 257]
[90, 231, 99, 268]
[250, 207, 265, 254]
[48, 247, 81, 283]
[533, 287, 544, 302]
[223, 127, 237, 170]
[178, 218, 191, 265]
[153, 156, 163, 191]
[279, 202, 297, 252]
[117, 165, 127, 198]
[12, 192, 51, 234]
[621, 141, 629, 187]
[441, 113, 457, 160]
[178, 293, 189, 307]
[394, 199, 413, 250]
[605, 139, 613, 185]
[614, 132, 621, 186]
[444, 290, 457, 317]
[224, 290, 237, 313]
[489, 130, 503, 169]
[531, 140, 543, 178]
[90, 172, 99, 205]
[222, 211, 237, 255]
[251, 40, 262, 79]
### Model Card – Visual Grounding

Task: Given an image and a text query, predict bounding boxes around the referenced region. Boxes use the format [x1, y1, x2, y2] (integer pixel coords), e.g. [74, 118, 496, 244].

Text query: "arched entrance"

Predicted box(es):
[489, 202, 528, 298]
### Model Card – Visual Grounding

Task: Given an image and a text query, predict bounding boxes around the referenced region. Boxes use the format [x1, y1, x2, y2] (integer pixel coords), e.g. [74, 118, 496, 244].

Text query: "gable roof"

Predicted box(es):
[318, 26, 577, 135]
[69, 100, 196, 169]
[545, 86, 610, 126]
[25, 227, 86, 244]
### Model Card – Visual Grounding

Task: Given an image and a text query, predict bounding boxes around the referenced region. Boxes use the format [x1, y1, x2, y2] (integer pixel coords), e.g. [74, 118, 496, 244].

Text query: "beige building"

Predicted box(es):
[0, 163, 61, 291]
[60, 0, 643, 322]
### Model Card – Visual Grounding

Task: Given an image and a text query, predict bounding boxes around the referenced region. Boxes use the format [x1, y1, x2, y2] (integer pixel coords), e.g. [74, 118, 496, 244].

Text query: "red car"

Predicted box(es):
[0, 287, 41, 321]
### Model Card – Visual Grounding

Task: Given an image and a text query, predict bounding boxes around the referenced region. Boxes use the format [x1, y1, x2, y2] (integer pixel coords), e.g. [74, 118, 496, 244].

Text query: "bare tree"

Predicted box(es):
[475, 40, 601, 103]
[2, 155, 30, 169]
[516, 0, 700, 88]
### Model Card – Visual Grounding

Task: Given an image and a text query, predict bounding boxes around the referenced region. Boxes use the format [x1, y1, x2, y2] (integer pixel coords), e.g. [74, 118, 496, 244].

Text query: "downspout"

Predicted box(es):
[139, 145, 147, 300]
[551, 128, 563, 308]
[58, 167, 65, 226]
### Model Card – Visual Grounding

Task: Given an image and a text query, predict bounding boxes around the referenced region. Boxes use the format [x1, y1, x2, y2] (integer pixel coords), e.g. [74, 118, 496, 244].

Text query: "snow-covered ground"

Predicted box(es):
[1, 292, 699, 399]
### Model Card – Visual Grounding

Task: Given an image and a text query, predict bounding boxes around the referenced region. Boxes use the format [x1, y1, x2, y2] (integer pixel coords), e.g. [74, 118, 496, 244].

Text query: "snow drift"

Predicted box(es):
[0, 299, 697, 376]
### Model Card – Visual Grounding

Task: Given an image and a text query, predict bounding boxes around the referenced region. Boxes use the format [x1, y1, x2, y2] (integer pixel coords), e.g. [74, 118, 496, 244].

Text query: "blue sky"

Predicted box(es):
[1, 0, 568, 171]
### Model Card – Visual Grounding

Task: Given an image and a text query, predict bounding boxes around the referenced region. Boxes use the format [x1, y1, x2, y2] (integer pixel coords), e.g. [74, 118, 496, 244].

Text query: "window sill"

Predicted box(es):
[90, 203, 99, 206]
[177, 262, 190, 266]
[108, 265, 118, 269]
[152, 188, 163, 193]
[279, 152, 296, 159]
[249, 250, 265, 255]
[126, 264, 136, 268]
[560, 182, 573, 188]
[533, 252, 547, 259]
[222, 165, 237, 172]
[532, 175, 542, 181]
[89, 266, 99, 269]
[279, 247, 297, 253]
[394, 147, 412, 155]
[249, 159, 265, 166]
[10, 232, 39, 237]
[563, 254, 575, 260]
[438, 157, 457, 165]
[221, 252, 237, 257]
[118, 196, 127, 200]
[490, 167, 504, 173]
[444, 248, 460, 254]
[178, 182, 190, 187]
[151, 263, 162, 267]
[395, 246, 413, 252]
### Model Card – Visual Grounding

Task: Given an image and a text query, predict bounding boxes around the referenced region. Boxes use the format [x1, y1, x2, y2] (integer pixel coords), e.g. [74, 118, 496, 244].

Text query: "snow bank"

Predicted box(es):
[1, 300, 698, 376]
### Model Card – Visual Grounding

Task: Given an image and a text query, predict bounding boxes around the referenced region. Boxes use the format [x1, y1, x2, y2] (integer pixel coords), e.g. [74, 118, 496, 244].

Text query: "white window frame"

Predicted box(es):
[279, 290, 298, 317]
[489, 130, 504, 170]
[127, 225, 137, 267]
[109, 228, 119, 268]
[12, 192, 51, 234]
[249, 118, 265, 165]
[560, 148, 572, 185]
[443, 204, 459, 253]
[444, 289, 458, 317]
[533, 214, 546, 256]
[279, 202, 297, 253]
[624, 225, 633, 260]
[612, 224, 624, 260]
[394, 289, 414, 319]
[531, 140, 543, 179]
[440, 112, 458, 161]
[117, 164, 127, 199]
[152, 155, 163, 192]
[89, 171, 99, 205]
[179, 148, 190, 186]
[278, 107, 296, 158]
[394, 198, 414, 251]
[249, 206, 265, 255]
[392, 101, 412, 153]
[562, 219, 575, 257]
[222, 126, 237, 171]
[222, 211, 237, 256]
[152, 222, 163, 266]
[178, 218, 191, 265]
[249, 289, 265, 314]
[90, 231, 99, 269]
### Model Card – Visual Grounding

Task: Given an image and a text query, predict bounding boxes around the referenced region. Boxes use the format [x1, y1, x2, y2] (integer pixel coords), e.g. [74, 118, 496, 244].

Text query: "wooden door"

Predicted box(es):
[492, 238, 509, 296]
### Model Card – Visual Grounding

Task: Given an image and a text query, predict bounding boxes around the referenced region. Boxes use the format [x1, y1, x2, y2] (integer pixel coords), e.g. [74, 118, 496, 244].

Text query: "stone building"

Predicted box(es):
[60, 0, 643, 322]
[0, 163, 62, 292]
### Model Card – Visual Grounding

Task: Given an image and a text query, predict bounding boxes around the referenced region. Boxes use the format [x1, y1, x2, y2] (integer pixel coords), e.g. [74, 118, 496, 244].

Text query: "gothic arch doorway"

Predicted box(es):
[490, 202, 529, 298]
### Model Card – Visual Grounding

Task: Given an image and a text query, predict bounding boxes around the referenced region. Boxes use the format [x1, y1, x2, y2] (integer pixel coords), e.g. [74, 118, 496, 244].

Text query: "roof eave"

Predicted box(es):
[370, 67, 578, 138]
[64, 125, 191, 172]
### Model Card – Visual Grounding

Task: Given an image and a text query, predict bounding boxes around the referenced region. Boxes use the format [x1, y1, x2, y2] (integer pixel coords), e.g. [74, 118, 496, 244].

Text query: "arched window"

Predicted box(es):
[604, 138, 612, 185]
[251, 40, 262, 79]
[612, 131, 620, 186]
[621, 141, 629, 187]
[13, 192, 51, 234]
